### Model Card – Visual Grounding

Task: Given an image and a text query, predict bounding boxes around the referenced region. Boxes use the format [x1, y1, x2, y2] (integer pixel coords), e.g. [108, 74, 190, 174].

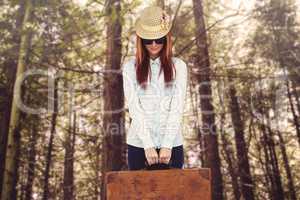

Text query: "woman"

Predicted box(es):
[122, 6, 188, 170]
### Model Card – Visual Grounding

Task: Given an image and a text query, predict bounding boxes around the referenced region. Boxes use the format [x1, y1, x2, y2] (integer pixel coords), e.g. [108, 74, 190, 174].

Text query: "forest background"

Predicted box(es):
[0, 0, 299, 199]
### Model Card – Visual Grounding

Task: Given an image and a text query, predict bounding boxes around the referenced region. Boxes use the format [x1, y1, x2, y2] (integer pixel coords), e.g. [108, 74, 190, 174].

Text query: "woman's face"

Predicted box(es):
[144, 41, 164, 58]
[142, 36, 166, 58]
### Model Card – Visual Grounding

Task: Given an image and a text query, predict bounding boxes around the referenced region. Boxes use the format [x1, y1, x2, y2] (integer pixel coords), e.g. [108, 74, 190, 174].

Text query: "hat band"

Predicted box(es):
[140, 23, 168, 32]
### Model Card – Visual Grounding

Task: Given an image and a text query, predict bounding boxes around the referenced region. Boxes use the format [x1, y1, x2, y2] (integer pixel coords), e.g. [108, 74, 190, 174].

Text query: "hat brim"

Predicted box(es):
[134, 19, 172, 39]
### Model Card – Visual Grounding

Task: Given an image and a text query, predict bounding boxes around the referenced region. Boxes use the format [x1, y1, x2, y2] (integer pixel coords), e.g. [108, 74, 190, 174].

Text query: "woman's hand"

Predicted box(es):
[159, 147, 172, 164]
[144, 148, 159, 165]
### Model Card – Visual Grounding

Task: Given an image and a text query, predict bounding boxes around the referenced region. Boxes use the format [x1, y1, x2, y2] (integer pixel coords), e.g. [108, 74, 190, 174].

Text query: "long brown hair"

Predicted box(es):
[135, 32, 176, 90]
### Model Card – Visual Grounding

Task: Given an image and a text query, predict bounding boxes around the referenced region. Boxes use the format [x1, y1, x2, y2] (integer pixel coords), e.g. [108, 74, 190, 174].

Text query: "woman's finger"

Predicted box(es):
[153, 153, 158, 164]
[148, 157, 153, 165]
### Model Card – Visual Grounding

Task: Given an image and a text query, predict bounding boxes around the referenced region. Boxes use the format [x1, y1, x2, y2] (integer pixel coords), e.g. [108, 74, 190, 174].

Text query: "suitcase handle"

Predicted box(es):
[144, 162, 173, 170]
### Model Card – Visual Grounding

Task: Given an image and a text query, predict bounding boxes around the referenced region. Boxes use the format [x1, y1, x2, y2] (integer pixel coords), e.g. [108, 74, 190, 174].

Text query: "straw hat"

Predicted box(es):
[134, 6, 172, 39]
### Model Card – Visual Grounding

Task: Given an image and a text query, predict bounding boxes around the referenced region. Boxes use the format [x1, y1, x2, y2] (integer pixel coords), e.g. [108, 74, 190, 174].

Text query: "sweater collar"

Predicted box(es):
[150, 56, 160, 66]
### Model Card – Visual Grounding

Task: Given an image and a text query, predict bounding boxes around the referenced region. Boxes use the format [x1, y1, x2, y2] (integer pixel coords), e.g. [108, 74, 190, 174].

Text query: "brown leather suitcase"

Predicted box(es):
[105, 168, 211, 200]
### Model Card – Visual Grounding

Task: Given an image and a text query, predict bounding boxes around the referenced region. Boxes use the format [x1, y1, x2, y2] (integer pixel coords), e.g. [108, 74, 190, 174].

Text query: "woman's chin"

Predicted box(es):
[150, 50, 162, 55]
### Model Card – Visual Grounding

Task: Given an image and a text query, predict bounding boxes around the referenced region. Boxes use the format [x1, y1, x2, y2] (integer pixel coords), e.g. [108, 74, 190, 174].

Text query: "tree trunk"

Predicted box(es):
[42, 78, 58, 200]
[256, 73, 285, 200]
[265, 121, 285, 200]
[276, 130, 297, 200]
[0, 60, 17, 197]
[94, 143, 101, 200]
[192, 0, 223, 199]
[63, 107, 76, 200]
[24, 117, 38, 200]
[0, 2, 25, 196]
[291, 81, 300, 117]
[228, 83, 255, 200]
[63, 80, 75, 200]
[217, 82, 241, 200]
[259, 118, 284, 200]
[259, 122, 277, 199]
[1, 1, 33, 199]
[190, 76, 205, 165]
[285, 79, 300, 146]
[252, 121, 273, 198]
[220, 126, 241, 200]
[101, 0, 125, 199]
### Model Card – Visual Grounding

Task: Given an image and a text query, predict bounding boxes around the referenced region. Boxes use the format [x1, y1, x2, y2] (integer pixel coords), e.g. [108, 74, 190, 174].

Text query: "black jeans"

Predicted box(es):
[127, 144, 184, 170]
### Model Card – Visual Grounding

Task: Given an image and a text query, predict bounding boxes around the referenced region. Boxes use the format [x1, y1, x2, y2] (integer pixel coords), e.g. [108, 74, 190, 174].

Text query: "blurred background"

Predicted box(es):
[0, 0, 299, 199]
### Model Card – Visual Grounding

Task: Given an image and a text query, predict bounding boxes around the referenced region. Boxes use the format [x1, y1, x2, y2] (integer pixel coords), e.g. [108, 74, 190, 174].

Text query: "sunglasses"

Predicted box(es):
[142, 36, 166, 45]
